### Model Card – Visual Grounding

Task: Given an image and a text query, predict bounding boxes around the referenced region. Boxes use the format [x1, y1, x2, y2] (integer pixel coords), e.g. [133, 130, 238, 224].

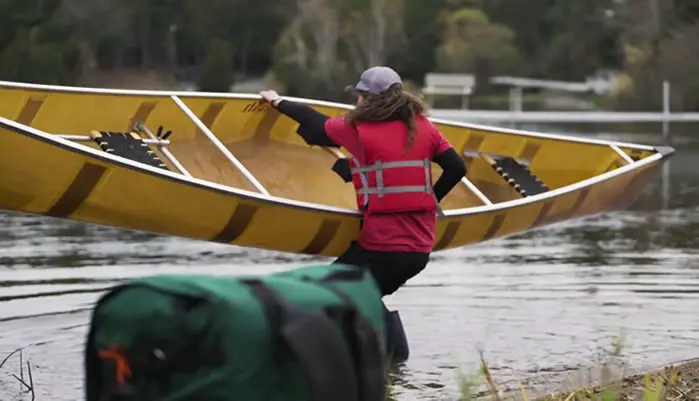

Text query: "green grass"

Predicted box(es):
[386, 329, 699, 400]
[454, 331, 698, 401]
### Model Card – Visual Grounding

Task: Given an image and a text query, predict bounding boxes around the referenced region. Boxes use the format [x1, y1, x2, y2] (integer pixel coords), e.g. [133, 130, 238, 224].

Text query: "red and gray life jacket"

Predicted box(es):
[349, 118, 438, 215]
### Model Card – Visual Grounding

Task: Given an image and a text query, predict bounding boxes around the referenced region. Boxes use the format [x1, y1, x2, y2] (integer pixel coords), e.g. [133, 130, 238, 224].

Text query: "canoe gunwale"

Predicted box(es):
[0, 79, 658, 152]
[0, 115, 672, 220]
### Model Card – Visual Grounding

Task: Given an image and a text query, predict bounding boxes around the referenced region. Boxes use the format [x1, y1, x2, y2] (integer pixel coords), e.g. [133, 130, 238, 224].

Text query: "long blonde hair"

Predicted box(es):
[345, 84, 428, 150]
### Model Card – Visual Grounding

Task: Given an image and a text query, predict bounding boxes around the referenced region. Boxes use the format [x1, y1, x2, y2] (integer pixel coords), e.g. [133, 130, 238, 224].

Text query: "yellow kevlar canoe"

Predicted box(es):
[0, 80, 673, 257]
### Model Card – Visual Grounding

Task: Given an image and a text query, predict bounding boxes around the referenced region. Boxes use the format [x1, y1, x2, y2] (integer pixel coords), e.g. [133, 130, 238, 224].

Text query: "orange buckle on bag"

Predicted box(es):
[98, 344, 133, 386]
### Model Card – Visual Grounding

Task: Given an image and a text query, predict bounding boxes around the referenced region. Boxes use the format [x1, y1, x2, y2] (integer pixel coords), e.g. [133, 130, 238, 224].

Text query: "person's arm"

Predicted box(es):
[432, 147, 467, 202]
[272, 99, 340, 148]
[269, 96, 360, 183]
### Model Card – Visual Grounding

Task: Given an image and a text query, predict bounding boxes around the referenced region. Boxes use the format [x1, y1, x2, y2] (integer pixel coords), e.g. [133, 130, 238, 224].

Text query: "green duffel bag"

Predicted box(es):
[84, 264, 387, 401]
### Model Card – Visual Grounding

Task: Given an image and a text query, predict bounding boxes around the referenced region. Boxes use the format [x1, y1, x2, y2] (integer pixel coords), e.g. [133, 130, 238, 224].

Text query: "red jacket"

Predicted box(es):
[350, 118, 437, 214]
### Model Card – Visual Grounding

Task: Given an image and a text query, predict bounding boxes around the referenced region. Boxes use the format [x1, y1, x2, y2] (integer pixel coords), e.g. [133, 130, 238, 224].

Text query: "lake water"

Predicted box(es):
[1, 125, 698, 400]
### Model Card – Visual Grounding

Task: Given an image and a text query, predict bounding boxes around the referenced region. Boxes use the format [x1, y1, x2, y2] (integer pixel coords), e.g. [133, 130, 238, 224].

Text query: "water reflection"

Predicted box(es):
[0, 128, 698, 400]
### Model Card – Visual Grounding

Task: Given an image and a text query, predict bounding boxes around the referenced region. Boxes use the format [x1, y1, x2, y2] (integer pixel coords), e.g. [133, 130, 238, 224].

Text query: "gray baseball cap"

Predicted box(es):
[345, 66, 403, 95]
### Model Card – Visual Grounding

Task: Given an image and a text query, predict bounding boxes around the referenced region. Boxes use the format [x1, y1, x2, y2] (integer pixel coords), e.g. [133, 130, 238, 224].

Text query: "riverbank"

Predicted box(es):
[537, 359, 699, 401]
[464, 356, 699, 401]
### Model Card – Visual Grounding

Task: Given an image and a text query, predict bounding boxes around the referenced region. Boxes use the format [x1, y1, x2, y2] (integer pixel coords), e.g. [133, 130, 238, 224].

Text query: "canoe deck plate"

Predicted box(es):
[489, 156, 550, 197]
[89, 130, 169, 171]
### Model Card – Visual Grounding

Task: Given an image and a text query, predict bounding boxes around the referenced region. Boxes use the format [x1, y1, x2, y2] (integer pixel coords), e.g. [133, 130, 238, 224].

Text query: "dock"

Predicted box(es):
[428, 110, 699, 124]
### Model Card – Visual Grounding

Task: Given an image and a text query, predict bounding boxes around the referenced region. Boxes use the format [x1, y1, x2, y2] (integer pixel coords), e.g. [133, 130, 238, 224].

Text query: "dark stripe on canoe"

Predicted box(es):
[463, 134, 485, 151]
[128, 101, 157, 130]
[530, 187, 591, 228]
[461, 135, 485, 169]
[531, 201, 554, 228]
[252, 110, 281, 142]
[195, 102, 226, 141]
[211, 203, 257, 243]
[302, 219, 341, 254]
[434, 221, 461, 251]
[611, 164, 662, 210]
[560, 187, 591, 221]
[200, 102, 226, 128]
[482, 213, 505, 241]
[46, 163, 107, 218]
[17, 97, 45, 126]
[519, 142, 541, 163]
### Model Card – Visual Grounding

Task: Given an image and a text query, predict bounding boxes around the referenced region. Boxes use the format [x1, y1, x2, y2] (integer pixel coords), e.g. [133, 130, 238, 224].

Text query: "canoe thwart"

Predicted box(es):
[169, 94, 270, 196]
[132, 122, 192, 178]
[460, 177, 492, 205]
[610, 144, 634, 165]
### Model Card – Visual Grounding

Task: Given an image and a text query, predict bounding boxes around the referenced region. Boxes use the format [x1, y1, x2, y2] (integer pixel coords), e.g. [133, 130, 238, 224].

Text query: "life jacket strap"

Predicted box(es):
[352, 158, 432, 198]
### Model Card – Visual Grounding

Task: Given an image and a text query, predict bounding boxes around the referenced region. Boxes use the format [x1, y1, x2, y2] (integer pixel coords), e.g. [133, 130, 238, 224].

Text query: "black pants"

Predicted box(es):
[332, 241, 430, 296]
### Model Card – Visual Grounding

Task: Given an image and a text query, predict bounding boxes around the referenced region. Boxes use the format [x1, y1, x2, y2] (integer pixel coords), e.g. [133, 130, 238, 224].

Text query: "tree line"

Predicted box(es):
[1, 0, 697, 110]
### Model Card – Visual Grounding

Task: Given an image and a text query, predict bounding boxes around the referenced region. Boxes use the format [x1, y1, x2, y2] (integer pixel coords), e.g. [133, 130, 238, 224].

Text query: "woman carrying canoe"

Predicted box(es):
[259, 66, 466, 297]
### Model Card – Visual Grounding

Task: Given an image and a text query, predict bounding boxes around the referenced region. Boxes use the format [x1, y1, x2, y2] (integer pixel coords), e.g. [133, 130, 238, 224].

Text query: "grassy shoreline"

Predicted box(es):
[424, 330, 695, 401]
[460, 354, 699, 401]
[537, 358, 699, 400]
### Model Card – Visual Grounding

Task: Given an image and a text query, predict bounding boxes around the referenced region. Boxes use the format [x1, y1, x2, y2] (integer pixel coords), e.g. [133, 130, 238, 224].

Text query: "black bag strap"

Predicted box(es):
[300, 270, 387, 401]
[343, 310, 387, 401]
[241, 279, 360, 401]
[240, 279, 285, 360]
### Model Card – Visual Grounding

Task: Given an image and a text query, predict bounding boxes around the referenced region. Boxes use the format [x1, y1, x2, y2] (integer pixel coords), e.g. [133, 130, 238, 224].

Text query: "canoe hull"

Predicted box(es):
[0, 81, 674, 257]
